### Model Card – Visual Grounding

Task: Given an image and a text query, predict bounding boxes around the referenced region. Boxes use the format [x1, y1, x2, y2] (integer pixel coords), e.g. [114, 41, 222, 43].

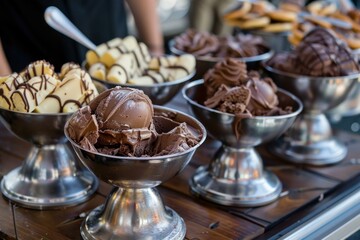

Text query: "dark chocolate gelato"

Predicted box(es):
[204, 58, 291, 116]
[67, 87, 202, 157]
[267, 28, 360, 77]
[174, 29, 269, 59]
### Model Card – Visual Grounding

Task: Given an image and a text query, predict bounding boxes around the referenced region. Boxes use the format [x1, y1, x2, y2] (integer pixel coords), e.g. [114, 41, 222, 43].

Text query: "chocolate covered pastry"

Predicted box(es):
[67, 87, 202, 157]
[268, 28, 360, 77]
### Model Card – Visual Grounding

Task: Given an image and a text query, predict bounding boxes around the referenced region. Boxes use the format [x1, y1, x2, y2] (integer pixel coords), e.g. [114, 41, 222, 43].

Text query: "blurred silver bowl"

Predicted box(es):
[243, 30, 291, 53]
[0, 109, 98, 209]
[168, 39, 273, 79]
[65, 105, 206, 240]
[326, 51, 360, 120]
[264, 63, 360, 165]
[83, 61, 195, 105]
[182, 80, 302, 207]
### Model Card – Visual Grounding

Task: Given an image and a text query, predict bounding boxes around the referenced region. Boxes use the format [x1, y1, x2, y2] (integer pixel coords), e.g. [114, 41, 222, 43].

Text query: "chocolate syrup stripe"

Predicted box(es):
[111, 64, 129, 81]
[13, 75, 56, 110]
[0, 89, 11, 108]
[45, 94, 81, 112]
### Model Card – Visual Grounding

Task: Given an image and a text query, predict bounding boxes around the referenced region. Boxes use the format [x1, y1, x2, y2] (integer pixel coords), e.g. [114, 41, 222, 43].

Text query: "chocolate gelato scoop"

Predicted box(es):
[67, 86, 201, 157]
[267, 28, 360, 77]
[204, 58, 248, 96]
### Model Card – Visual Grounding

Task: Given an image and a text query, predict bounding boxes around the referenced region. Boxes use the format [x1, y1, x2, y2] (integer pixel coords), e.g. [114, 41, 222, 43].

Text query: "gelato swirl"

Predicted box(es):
[204, 58, 248, 96]
[174, 29, 269, 59]
[173, 29, 219, 56]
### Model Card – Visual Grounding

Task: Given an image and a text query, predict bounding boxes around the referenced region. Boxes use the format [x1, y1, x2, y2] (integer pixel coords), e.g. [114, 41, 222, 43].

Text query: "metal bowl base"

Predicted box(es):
[0, 144, 98, 209]
[271, 137, 347, 166]
[190, 165, 282, 207]
[80, 187, 186, 240]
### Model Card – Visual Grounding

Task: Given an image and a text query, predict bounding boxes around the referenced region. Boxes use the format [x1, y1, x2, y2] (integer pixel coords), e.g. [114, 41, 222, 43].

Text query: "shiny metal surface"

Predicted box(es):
[168, 39, 273, 79]
[81, 189, 185, 240]
[182, 80, 302, 207]
[327, 77, 360, 120]
[264, 64, 360, 165]
[0, 108, 98, 209]
[83, 61, 195, 105]
[244, 30, 291, 53]
[65, 106, 206, 239]
[44, 6, 96, 50]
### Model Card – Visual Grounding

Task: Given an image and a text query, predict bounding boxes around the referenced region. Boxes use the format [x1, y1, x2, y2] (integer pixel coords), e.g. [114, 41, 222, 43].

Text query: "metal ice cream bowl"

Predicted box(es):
[83, 61, 195, 105]
[182, 79, 302, 207]
[0, 109, 98, 209]
[263, 63, 360, 165]
[65, 104, 206, 240]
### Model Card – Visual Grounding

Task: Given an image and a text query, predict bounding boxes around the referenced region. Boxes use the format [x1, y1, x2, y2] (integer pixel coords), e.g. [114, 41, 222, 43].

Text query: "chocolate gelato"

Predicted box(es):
[204, 58, 291, 116]
[67, 87, 202, 157]
[173, 29, 269, 59]
[267, 28, 360, 76]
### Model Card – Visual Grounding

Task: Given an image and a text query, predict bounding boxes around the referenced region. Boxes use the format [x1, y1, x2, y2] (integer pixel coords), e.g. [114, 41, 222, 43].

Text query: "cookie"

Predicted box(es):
[262, 23, 293, 32]
[279, 2, 302, 13]
[304, 15, 332, 29]
[223, 1, 252, 20]
[231, 16, 271, 29]
[267, 10, 297, 22]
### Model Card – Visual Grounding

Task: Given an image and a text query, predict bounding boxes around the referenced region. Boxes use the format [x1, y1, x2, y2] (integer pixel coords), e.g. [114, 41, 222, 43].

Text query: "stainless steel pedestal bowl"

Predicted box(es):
[65, 106, 206, 240]
[0, 109, 98, 209]
[264, 65, 360, 165]
[168, 39, 273, 80]
[83, 61, 195, 105]
[182, 80, 302, 207]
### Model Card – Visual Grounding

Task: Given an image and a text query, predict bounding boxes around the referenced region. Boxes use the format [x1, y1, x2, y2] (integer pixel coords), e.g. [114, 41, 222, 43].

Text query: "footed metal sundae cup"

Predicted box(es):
[65, 106, 206, 240]
[182, 80, 302, 207]
[264, 65, 360, 165]
[0, 109, 98, 209]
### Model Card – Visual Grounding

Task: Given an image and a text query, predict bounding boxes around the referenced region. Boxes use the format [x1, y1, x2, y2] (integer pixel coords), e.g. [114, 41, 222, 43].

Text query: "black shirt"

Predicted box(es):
[0, 0, 128, 72]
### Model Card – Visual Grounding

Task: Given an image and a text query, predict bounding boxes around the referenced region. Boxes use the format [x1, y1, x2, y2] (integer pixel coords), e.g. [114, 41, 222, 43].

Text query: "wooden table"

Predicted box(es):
[1, 94, 360, 240]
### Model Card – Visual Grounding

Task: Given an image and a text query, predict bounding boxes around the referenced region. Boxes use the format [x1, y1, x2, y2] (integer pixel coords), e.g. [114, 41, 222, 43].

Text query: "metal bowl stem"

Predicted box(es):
[264, 64, 360, 165]
[0, 109, 98, 209]
[183, 80, 302, 207]
[65, 106, 206, 239]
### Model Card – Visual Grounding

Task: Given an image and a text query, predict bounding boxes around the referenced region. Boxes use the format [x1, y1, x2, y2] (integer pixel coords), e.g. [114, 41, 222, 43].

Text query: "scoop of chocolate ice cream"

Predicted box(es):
[204, 58, 248, 96]
[246, 77, 279, 114]
[95, 87, 153, 130]
[67, 86, 201, 157]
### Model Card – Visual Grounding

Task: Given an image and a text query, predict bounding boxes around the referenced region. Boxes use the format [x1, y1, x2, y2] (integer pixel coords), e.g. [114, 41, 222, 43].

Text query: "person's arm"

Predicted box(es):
[0, 39, 11, 75]
[126, 0, 164, 56]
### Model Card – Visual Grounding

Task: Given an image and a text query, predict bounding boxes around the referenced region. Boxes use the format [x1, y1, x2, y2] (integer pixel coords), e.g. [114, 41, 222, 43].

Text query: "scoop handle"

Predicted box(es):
[44, 6, 97, 50]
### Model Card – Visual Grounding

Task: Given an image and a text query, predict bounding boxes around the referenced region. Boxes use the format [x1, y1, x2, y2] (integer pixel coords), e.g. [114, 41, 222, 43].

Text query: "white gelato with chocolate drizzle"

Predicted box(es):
[0, 60, 99, 113]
